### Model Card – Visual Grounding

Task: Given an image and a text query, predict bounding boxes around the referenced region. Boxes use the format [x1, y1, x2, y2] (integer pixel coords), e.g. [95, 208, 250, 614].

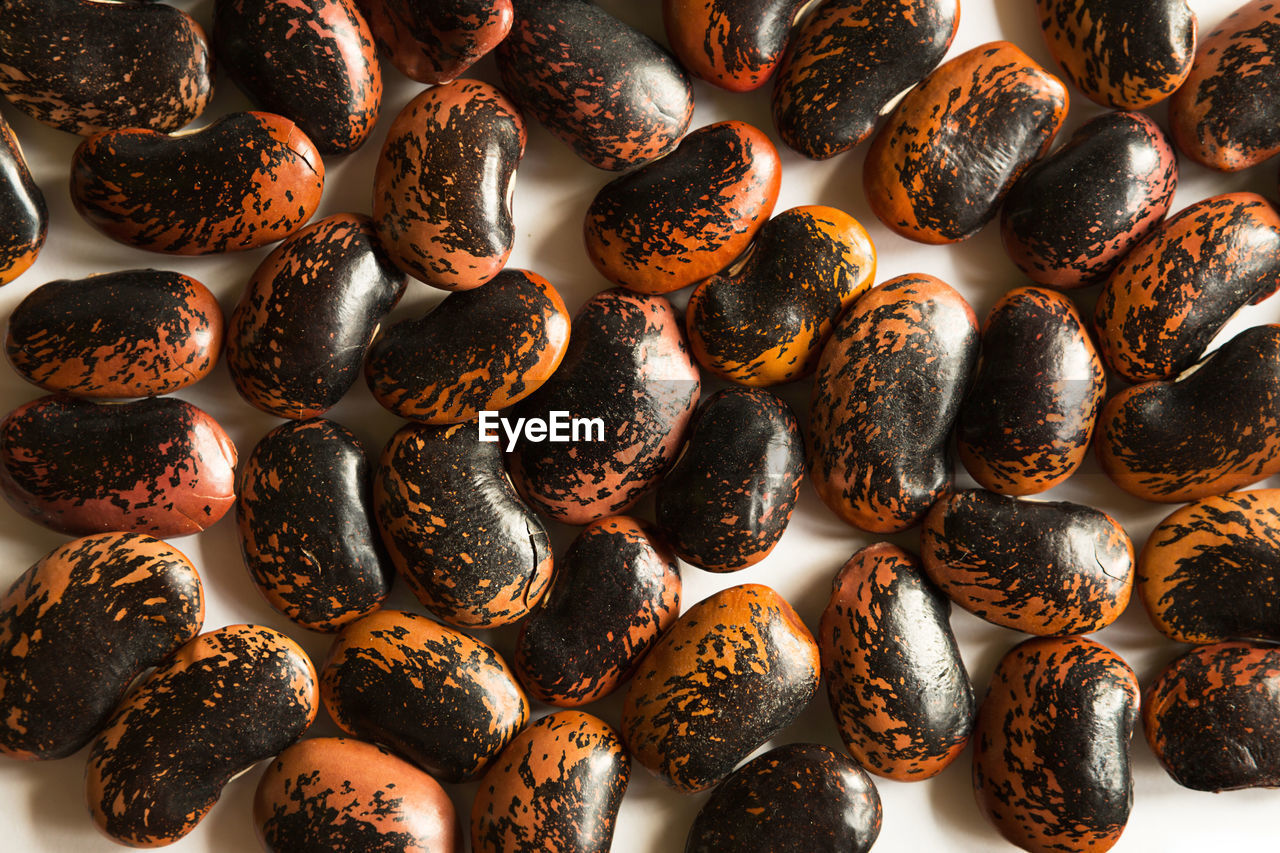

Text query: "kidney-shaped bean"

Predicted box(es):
[974, 636, 1139, 853]
[821, 543, 974, 780]
[320, 608, 528, 783]
[771, 0, 959, 160]
[807, 274, 978, 533]
[1171, 1, 1280, 171]
[0, 0, 213, 135]
[471, 711, 630, 853]
[656, 388, 804, 571]
[374, 79, 525, 291]
[509, 289, 700, 526]
[1001, 111, 1178, 289]
[6, 269, 223, 398]
[213, 0, 382, 154]
[495, 0, 692, 171]
[686, 204, 876, 386]
[621, 584, 820, 793]
[365, 268, 570, 424]
[515, 517, 680, 707]
[864, 41, 1068, 244]
[70, 111, 324, 254]
[1144, 642, 1280, 791]
[0, 114, 46, 286]
[584, 121, 780, 294]
[237, 418, 392, 633]
[922, 490, 1134, 636]
[374, 421, 552, 629]
[226, 212, 406, 419]
[0, 395, 237, 538]
[1036, 0, 1196, 109]
[686, 743, 882, 853]
[0, 533, 203, 760]
[86, 625, 318, 847]
[957, 287, 1105, 495]
[1095, 324, 1280, 502]
[1138, 490, 1280, 644]
[1094, 192, 1280, 383]
[356, 0, 513, 84]
[662, 0, 808, 92]
[254, 736, 458, 852]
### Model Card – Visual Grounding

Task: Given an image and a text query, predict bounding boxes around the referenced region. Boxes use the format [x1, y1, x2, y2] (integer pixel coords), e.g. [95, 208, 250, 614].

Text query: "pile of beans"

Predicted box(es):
[0, 0, 1278, 851]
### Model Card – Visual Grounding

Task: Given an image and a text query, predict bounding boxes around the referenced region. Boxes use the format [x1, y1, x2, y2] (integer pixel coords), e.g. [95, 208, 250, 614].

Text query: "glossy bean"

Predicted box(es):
[254, 737, 457, 852]
[1170, 0, 1280, 171]
[621, 584, 820, 793]
[662, 0, 808, 92]
[495, 0, 693, 170]
[685, 743, 882, 853]
[1094, 324, 1280, 502]
[864, 41, 1068, 244]
[0, 533, 203, 760]
[1093, 192, 1280, 383]
[70, 111, 324, 254]
[0, 114, 46, 286]
[973, 636, 1139, 853]
[226, 212, 407, 419]
[515, 517, 680, 707]
[0, 395, 237, 537]
[1000, 112, 1178, 289]
[237, 418, 392, 633]
[509, 289, 700, 526]
[1144, 642, 1280, 791]
[86, 625, 318, 847]
[0, 0, 213, 135]
[821, 543, 974, 780]
[584, 121, 780, 295]
[320, 609, 529, 783]
[656, 388, 804, 571]
[374, 79, 524, 291]
[6, 270, 223, 398]
[1138, 490, 1280, 643]
[1036, 0, 1196, 108]
[771, 0, 958, 160]
[357, 0, 513, 84]
[686, 205, 876, 386]
[365, 268, 570, 424]
[922, 490, 1134, 636]
[957, 287, 1105, 495]
[471, 711, 629, 853]
[807, 274, 978, 532]
[375, 421, 552, 629]
[213, 0, 382, 154]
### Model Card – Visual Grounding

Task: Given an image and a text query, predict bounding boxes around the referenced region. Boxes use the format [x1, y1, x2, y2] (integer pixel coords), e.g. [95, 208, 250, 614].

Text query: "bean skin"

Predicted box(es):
[807, 273, 978, 533]
[355, 0, 513, 84]
[1144, 641, 1280, 791]
[0, 113, 46, 286]
[821, 542, 974, 780]
[973, 636, 1139, 853]
[662, 0, 809, 92]
[1138, 489, 1280, 643]
[1036, 0, 1196, 109]
[957, 287, 1105, 495]
[471, 711, 630, 853]
[864, 41, 1068, 244]
[0, 533, 203, 761]
[0, 0, 214, 135]
[772, 0, 959, 160]
[6, 269, 223, 398]
[70, 111, 324, 255]
[1094, 323, 1280, 502]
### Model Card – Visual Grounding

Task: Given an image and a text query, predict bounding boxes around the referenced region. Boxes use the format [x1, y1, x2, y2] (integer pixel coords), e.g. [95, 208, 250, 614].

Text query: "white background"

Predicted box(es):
[2, 0, 1279, 850]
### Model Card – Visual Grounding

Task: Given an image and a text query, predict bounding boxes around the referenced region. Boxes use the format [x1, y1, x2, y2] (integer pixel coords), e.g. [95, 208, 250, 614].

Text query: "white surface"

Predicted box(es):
[1, 0, 1279, 850]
